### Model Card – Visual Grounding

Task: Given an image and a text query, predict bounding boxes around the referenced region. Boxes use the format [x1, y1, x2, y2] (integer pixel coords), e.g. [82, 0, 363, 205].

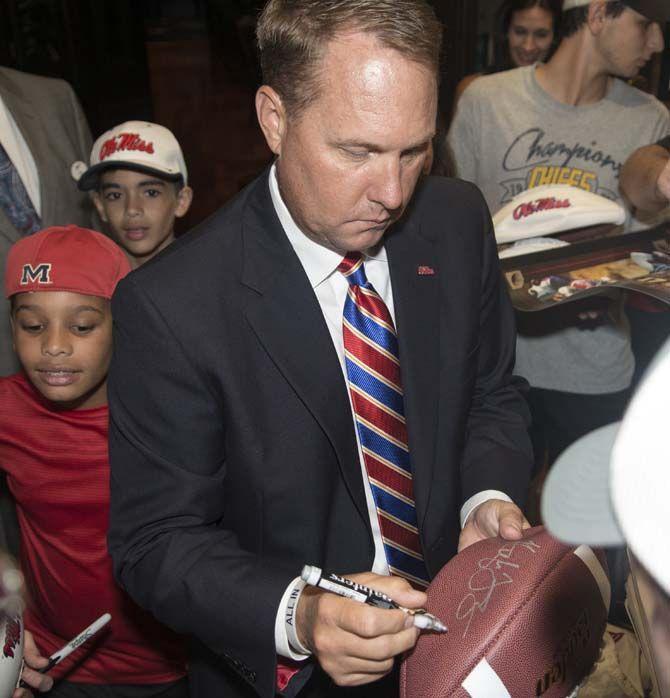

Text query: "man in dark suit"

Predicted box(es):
[0, 66, 94, 377]
[107, 1, 533, 696]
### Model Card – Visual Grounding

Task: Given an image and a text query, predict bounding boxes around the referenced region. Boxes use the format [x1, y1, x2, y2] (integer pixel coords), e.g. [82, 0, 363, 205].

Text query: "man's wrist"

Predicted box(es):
[285, 579, 311, 656]
[274, 577, 311, 660]
[461, 490, 513, 527]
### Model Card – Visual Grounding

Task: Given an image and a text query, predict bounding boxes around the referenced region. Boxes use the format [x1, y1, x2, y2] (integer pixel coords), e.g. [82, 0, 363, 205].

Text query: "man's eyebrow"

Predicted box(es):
[338, 137, 434, 152]
[100, 179, 167, 190]
[15, 304, 104, 315]
[137, 179, 167, 187]
[71, 306, 105, 315]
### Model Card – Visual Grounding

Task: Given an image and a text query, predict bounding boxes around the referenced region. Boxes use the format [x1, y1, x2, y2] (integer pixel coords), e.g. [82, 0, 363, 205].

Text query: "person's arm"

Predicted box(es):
[107, 274, 427, 695]
[620, 140, 670, 215]
[107, 274, 294, 698]
[457, 185, 533, 546]
[446, 87, 480, 182]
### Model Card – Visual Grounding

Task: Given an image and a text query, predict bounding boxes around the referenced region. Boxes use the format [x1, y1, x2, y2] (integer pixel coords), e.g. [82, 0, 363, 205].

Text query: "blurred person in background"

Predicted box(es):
[455, 0, 562, 101]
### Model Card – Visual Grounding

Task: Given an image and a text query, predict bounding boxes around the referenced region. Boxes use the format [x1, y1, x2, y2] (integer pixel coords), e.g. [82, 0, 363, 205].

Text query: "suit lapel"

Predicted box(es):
[239, 175, 371, 532]
[385, 215, 440, 527]
[0, 70, 56, 225]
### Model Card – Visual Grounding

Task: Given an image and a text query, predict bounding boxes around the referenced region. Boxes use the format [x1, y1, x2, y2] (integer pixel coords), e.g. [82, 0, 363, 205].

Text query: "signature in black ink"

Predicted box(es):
[456, 539, 540, 638]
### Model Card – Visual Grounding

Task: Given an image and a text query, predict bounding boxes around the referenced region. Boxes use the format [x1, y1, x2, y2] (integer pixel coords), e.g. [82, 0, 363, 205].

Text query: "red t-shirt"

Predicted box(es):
[0, 373, 185, 684]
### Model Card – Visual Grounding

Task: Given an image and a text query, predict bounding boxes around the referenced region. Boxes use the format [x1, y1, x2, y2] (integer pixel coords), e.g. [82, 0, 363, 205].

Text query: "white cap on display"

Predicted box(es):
[542, 338, 670, 595]
[493, 184, 626, 244]
[72, 120, 188, 190]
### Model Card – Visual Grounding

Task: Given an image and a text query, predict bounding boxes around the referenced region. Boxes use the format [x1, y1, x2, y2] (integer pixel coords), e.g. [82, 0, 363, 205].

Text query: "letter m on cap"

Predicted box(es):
[21, 263, 52, 285]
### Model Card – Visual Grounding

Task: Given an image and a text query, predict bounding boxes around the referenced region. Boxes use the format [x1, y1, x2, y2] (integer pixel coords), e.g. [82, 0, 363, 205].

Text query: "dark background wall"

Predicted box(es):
[2, 0, 667, 229]
[0, 0, 480, 229]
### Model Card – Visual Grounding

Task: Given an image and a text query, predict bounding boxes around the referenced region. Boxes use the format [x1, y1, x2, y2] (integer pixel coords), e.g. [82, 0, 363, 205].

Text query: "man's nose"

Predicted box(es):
[125, 193, 143, 217]
[648, 23, 664, 54]
[370, 157, 403, 212]
[523, 35, 536, 52]
[42, 326, 72, 356]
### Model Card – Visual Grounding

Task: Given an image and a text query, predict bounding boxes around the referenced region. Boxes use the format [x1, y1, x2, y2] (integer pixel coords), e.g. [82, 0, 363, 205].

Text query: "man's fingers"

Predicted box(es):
[22, 630, 49, 670]
[12, 689, 34, 698]
[497, 504, 529, 541]
[317, 626, 420, 685]
[458, 523, 481, 552]
[325, 595, 410, 639]
[350, 573, 427, 610]
[18, 666, 53, 693]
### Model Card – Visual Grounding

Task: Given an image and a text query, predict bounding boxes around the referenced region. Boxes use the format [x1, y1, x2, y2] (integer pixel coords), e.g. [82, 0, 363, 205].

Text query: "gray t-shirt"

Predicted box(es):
[448, 65, 670, 394]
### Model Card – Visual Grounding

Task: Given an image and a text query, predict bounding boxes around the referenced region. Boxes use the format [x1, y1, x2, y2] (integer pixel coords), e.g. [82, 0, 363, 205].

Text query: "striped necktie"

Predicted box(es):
[338, 252, 428, 588]
[0, 140, 41, 236]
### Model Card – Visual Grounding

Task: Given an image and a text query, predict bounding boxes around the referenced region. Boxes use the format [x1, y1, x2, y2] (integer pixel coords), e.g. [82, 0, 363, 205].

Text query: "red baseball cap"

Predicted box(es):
[4, 225, 131, 300]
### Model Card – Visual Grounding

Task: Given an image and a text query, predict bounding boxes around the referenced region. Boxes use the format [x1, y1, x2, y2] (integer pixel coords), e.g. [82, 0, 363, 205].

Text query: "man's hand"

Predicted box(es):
[458, 499, 530, 552]
[13, 630, 53, 696]
[656, 157, 670, 203]
[295, 572, 425, 687]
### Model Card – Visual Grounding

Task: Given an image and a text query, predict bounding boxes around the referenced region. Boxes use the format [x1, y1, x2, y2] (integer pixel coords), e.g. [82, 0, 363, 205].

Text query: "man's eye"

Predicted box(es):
[20, 323, 43, 333]
[104, 192, 121, 201]
[512, 27, 528, 37]
[72, 325, 94, 334]
[145, 189, 161, 197]
[343, 148, 368, 160]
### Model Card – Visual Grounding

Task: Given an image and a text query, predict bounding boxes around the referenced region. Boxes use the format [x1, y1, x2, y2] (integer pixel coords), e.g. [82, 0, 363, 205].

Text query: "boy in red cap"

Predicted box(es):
[0, 226, 187, 697]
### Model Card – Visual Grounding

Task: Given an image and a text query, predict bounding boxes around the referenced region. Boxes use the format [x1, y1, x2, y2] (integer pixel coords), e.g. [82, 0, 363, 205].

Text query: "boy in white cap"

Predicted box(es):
[73, 121, 193, 269]
[542, 336, 670, 696]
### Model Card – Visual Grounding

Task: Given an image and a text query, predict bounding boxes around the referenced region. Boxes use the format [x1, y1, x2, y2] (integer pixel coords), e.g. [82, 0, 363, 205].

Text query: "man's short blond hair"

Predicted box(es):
[256, 0, 443, 116]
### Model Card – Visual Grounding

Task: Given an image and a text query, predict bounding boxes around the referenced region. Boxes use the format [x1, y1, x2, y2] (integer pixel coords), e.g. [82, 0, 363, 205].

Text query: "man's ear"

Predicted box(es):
[587, 0, 609, 35]
[256, 85, 287, 156]
[90, 192, 109, 223]
[174, 186, 194, 218]
[9, 311, 16, 353]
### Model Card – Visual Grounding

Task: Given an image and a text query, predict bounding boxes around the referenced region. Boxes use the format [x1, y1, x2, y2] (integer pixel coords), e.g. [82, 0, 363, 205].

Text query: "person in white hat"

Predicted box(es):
[542, 336, 670, 695]
[73, 121, 193, 269]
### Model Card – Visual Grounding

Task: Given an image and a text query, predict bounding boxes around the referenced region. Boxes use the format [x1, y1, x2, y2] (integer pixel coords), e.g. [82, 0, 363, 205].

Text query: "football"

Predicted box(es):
[0, 611, 23, 698]
[400, 526, 609, 697]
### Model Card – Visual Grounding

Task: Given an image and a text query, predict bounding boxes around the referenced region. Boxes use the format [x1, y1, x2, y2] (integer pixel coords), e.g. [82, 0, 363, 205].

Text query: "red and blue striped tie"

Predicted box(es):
[338, 252, 428, 588]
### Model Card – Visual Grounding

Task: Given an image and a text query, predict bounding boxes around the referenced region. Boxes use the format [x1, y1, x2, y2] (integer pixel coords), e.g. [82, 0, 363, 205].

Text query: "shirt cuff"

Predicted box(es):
[460, 490, 512, 528]
[275, 577, 311, 661]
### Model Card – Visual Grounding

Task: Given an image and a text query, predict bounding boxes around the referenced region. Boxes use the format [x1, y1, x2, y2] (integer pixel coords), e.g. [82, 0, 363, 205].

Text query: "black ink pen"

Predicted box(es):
[19, 613, 111, 687]
[301, 565, 447, 633]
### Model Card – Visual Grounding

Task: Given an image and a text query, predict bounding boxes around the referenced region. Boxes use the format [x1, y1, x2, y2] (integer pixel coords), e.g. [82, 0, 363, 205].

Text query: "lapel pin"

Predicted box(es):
[417, 265, 435, 276]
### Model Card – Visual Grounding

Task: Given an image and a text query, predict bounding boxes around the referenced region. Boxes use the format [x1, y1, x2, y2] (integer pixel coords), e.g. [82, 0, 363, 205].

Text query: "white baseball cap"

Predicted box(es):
[542, 337, 670, 595]
[72, 120, 188, 191]
[493, 184, 625, 244]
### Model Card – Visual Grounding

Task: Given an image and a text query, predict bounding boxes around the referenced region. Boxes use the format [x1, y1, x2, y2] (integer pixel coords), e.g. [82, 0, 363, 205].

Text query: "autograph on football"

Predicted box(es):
[456, 539, 540, 638]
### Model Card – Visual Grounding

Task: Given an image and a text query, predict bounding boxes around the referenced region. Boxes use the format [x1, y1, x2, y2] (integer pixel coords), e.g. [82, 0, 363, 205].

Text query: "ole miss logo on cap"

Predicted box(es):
[99, 133, 155, 161]
[20, 263, 52, 285]
[513, 196, 571, 221]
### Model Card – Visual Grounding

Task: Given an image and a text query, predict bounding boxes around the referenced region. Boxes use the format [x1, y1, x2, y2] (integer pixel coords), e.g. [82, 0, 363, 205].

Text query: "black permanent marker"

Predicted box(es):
[301, 565, 447, 633]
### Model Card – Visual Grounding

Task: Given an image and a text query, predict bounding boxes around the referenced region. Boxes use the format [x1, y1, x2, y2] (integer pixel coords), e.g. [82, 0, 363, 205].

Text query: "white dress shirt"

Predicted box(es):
[0, 94, 41, 215]
[268, 164, 511, 659]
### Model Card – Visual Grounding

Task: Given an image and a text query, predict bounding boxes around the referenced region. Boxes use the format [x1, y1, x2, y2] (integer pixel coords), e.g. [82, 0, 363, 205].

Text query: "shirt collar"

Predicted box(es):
[268, 163, 387, 289]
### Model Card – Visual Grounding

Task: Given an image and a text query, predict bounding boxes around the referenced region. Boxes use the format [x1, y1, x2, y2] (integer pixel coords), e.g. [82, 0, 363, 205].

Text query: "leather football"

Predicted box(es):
[400, 526, 609, 697]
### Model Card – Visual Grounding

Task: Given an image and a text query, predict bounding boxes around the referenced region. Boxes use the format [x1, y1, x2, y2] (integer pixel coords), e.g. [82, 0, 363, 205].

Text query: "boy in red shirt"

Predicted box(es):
[0, 226, 187, 697]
